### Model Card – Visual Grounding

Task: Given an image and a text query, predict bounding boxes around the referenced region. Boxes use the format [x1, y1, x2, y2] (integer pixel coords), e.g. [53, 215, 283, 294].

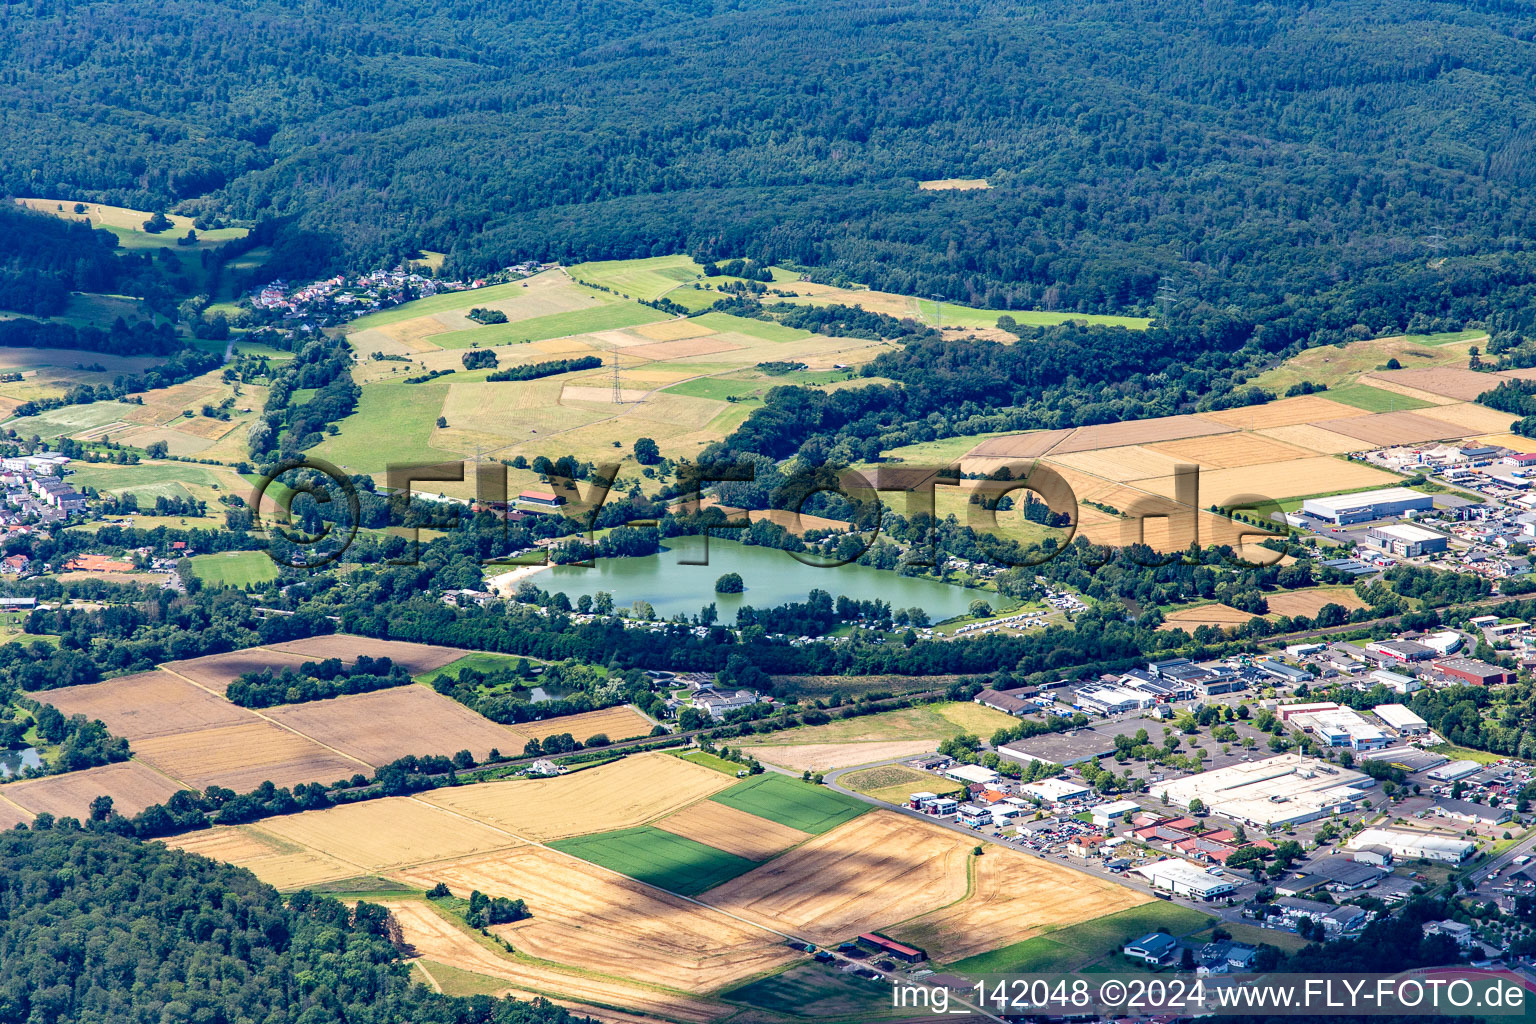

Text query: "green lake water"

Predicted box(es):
[542, 536, 989, 624]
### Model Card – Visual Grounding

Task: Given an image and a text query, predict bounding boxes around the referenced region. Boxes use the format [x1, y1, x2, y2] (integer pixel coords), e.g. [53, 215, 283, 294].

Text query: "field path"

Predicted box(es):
[157, 662, 375, 775]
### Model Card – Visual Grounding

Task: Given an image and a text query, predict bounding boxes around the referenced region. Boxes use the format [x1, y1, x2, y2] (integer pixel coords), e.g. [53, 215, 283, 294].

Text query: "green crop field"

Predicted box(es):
[547, 825, 758, 895]
[722, 962, 899, 1019]
[5, 400, 140, 438]
[426, 302, 670, 348]
[1325, 384, 1433, 412]
[677, 750, 751, 775]
[946, 902, 1213, 975]
[413, 651, 534, 684]
[692, 311, 812, 342]
[709, 774, 868, 833]
[69, 461, 239, 505]
[313, 380, 462, 476]
[569, 255, 704, 301]
[348, 279, 546, 330]
[910, 298, 1152, 331]
[189, 550, 281, 587]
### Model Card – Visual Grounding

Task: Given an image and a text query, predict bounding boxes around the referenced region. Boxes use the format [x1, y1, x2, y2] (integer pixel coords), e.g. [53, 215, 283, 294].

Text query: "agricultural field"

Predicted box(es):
[0, 346, 162, 415]
[946, 902, 1213, 976]
[257, 798, 516, 873]
[1157, 603, 1258, 632]
[188, 550, 280, 587]
[707, 773, 868, 834]
[67, 459, 253, 508]
[742, 740, 941, 772]
[889, 846, 1152, 963]
[30, 670, 250, 740]
[420, 753, 734, 840]
[918, 178, 991, 190]
[0, 760, 185, 819]
[548, 826, 759, 895]
[130, 719, 368, 791]
[652, 800, 812, 860]
[161, 826, 361, 890]
[263, 634, 467, 675]
[515, 705, 655, 745]
[839, 764, 962, 805]
[737, 701, 1017, 754]
[721, 962, 898, 1021]
[163, 648, 312, 693]
[1264, 586, 1369, 617]
[263, 685, 524, 766]
[777, 281, 1151, 331]
[702, 810, 974, 944]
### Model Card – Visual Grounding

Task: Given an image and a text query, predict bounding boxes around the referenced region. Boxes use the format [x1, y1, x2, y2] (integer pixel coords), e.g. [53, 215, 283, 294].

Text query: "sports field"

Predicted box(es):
[549, 825, 759, 895]
[708, 773, 868, 833]
[188, 550, 280, 587]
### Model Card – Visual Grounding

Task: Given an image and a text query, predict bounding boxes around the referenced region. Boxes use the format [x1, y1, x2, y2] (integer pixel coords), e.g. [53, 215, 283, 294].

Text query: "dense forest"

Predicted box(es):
[0, 824, 582, 1024]
[7, 0, 1536, 326]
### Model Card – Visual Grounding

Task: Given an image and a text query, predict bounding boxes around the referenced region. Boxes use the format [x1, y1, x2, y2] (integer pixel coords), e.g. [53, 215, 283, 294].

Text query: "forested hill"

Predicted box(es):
[9, 0, 1536, 318]
[0, 823, 582, 1024]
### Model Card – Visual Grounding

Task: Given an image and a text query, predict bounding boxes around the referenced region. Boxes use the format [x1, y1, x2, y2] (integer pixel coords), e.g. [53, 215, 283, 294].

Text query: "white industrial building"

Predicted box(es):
[1072, 684, 1153, 715]
[1301, 487, 1434, 525]
[1426, 760, 1480, 782]
[1016, 777, 1091, 805]
[1366, 522, 1449, 557]
[1288, 707, 1389, 751]
[1369, 669, 1422, 695]
[1149, 754, 1374, 827]
[1420, 631, 1463, 656]
[1346, 827, 1475, 864]
[1133, 859, 1237, 900]
[1372, 704, 1428, 736]
[1089, 799, 1141, 828]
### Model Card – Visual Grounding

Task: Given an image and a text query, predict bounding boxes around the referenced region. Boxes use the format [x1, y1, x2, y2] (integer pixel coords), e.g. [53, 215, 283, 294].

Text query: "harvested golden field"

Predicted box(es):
[1265, 587, 1369, 617]
[702, 810, 974, 944]
[162, 648, 311, 694]
[1047, 445, 1188, 483]
[1203, 395, 1369, 429]
[418, 753, 733, 841]
[627, 337, 742, 361]
[891, 847, 1151, 963]
[29, 670, 251, 740]
[133, 720, 366, 791]
[1255, 423, 1371, 455]
[264, 685, 523, 766]
[653, 801, 812, 861]
[1363, 367, 1504, 402]
[1150, 432, 1314, 469]
[1129, 455, 1399, 504]
[263, 635, 466, 675]
[632, 319, 717, 341]
[919, 178, 991, 190]
[394, 845, 796, 992]
[0, 796, 32, 828]
[559, 385, 651, 403]
[516, 705, 654, 745]
[745, 740, 940, 772]
[160, 826, 359, 889]
[1315, 411, 1466, 446]
[381, 900, 723, 1024]
[1157, 603, 1255, 631]
[1048, 414, 1235, 454]
[2, 760, 185, 818]
[258, 797, 516, 872]
[1417, 402, 1518, 435]
[958, 426, 1069, 457]
[1476, 433, 1536, 454]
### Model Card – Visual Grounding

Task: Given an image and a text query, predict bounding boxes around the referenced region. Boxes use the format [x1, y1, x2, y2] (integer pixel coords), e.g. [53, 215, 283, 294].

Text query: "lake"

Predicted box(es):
[0, 747, 43, 779]
[542, 536, 991, 624]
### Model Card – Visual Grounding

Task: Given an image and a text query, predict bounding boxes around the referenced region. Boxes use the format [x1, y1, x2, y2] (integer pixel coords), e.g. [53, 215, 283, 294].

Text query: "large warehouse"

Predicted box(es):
[1301, 487, 1434, 525]
[1133, 859, 1236, 900]
[1149, 754, 1374, 827]
[1346, 828, 1475, 864]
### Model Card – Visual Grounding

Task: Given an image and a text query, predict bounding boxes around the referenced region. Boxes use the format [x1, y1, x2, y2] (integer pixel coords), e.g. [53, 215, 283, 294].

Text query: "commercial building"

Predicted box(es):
[1372, 704, 1428, 736]
[1346, 827, 1476, 864]
[1368, 640, 1436, 663]
[1072, 684, 1153, 715]
[1122, 932, 1179, 965]
[1089, 800, 1141, 828]
[1426, 760, 1481, 783]
[957, 804, 993, 828]
[1149, 754, 1374, 827]
[1432, 798, 1512, 827]
[1015, 777, 1091, 805]
[1435, 657, 1517, 686]
[1369, 669, 1421, 695]
[1288, 707, 1389, 751]
[1301, 487, 1434, 525]
[1272, 897, 1367, 936]
[1133, 859, 1236, 900]
[1366, 523, 1449, 557]
[944, 764, 999, 786]
[973, 688, 1034, 716]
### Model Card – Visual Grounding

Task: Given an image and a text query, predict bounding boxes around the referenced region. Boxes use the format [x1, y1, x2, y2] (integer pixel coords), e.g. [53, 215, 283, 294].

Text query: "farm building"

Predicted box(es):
[1133, 859, 1236, 900]
[857, 933, 926, 963]
[1372, 704, 1427, 736]
[1301, 487, 1434, 525]
[516, 489, 566, 509]
[1149, 754, 1373, 827]
[1346, 828, 1475, 864]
